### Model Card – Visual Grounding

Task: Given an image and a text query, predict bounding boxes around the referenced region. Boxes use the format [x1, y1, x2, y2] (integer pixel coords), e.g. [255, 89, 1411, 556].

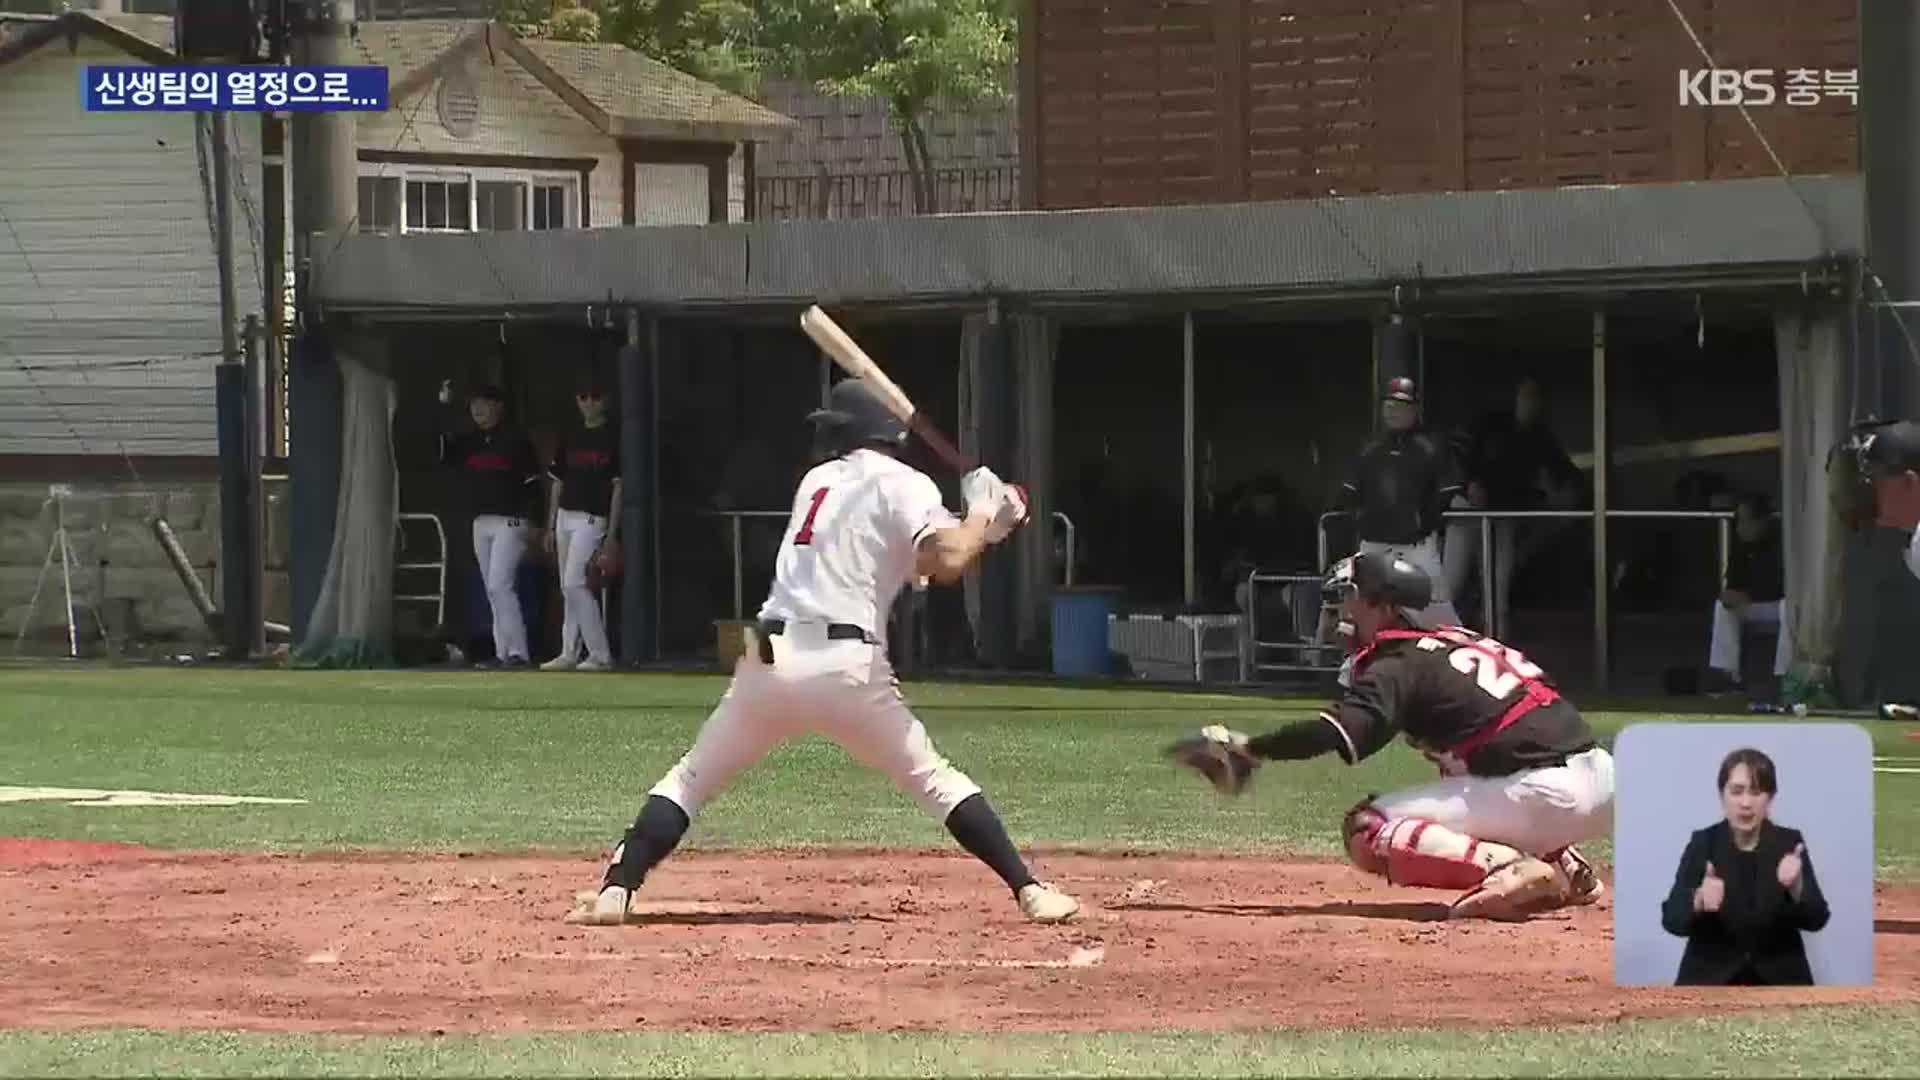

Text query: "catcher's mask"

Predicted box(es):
[1323, 552, 1436, 646]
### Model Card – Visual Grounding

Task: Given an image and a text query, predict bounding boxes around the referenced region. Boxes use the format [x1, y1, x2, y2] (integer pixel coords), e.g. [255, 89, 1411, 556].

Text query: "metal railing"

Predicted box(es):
[704, 510, 792, 620]
[1053, 511, 1076, 586]
[705, 507, 1083, 621]
[1244, 508, 1742, 683]
[753, 165, 1020, 221]
[394, 512, 448, 627]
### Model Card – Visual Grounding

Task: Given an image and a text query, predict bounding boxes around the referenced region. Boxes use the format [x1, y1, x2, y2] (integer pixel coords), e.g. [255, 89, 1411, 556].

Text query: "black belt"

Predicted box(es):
[755, 619, 875, 663]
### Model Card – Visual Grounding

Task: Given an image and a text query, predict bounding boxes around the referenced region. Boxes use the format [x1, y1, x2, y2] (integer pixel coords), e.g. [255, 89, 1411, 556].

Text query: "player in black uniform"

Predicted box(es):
[541, 375, 622, 671]
[1168, 551, 1614, 920]
[438, 382, 543, 668]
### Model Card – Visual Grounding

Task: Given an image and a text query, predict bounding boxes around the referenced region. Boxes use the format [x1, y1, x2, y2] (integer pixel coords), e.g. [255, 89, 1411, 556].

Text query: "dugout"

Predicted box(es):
[305, 174, 1881, 693]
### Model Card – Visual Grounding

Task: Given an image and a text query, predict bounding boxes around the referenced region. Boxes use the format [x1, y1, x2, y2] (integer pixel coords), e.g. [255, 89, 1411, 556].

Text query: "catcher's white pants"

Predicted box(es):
[1357, 536, 1462, 628]
[1708, 598, 1791, 679]
[649, 623, 981, 820]
[1369, 746, 1615, 857]
[555, 508, 611, 665]
[472, 514, 530, 663]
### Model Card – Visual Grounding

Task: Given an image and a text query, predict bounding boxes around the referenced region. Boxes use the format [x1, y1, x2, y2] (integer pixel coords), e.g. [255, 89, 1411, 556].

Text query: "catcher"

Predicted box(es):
[1169, 552, 1613, 920]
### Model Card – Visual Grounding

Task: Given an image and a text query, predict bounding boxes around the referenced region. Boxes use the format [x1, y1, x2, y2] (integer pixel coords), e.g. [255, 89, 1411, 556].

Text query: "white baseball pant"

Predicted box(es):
[1708, 598, 1792, 679]
[554, 508, 612, 665]
[472, 514, 530, 663]
[1358, 535, 1463, 627]
[1369, 746, 1615, 857]
[649, 623, 981, 820]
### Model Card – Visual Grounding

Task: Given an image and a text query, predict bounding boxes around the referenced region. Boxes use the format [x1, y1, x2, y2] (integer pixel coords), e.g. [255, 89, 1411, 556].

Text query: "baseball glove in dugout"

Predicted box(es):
[1165, 725, 1260, 795]
[589, 539, 623, 586]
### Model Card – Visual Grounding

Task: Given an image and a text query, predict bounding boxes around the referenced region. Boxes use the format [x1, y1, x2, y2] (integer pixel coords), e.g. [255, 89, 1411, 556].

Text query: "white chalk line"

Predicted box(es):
[0, 785, 307, 807]
[505, 946, 1106, 970]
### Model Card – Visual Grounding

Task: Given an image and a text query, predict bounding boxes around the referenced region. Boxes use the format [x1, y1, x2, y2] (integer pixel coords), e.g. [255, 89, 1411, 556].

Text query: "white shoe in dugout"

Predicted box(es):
[540, 655, 578, 672]
[576, 658, 612, 672]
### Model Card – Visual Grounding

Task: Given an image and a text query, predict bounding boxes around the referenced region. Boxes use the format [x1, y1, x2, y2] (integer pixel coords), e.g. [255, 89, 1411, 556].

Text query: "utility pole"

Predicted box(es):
[286, 0, 358, 646]
[210, 110, 262, 658]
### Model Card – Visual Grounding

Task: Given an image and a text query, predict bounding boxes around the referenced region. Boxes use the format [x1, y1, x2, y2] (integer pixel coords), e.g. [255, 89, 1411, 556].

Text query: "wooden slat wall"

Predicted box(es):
[1027, 0, 1858, 210]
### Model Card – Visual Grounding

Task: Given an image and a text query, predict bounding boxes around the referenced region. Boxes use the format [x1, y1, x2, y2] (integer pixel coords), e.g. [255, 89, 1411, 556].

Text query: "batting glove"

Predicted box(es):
[960, 466, 1004, 519]
[984, 484, 1030, 543]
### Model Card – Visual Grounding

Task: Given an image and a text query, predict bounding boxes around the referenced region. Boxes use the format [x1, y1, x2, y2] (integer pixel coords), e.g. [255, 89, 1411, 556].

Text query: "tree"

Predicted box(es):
[753, 0, 1015, 214]
[496, 0, 603, 42]
[593, 0, 762, 95]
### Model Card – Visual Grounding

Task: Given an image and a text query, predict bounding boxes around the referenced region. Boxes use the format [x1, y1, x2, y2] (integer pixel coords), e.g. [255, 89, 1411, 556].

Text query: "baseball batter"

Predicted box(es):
[566, 378, 1080, 926]
[1169, 552, 1613, 920]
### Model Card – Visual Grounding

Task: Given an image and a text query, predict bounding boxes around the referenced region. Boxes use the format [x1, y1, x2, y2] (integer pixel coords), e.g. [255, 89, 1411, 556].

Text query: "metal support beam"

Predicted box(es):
[1591, 309, 1610, 691]
[1182, 311, 1197, 606]
[619, 310, 658, 665]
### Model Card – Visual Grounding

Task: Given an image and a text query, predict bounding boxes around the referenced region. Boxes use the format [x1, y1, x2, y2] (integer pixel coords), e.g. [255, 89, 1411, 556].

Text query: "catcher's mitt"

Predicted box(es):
[1165, 725, 1259, 796]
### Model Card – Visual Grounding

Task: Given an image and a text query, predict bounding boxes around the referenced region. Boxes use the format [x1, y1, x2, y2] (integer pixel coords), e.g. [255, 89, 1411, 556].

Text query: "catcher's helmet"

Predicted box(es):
[807, 378, 907, 447]
[1324, 551, 1434, 613]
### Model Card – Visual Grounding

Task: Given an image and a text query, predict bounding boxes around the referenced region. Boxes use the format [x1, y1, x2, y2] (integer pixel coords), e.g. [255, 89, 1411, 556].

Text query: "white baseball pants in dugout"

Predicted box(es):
[472, 514, 530, 662]
[554, 508, 611, 665]
[648, 623, 982, 820]
[1367, 746, 1615, 856]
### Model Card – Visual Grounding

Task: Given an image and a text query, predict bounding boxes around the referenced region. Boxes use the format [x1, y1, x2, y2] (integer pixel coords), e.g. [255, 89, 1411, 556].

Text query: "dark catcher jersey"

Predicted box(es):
[1320, 627, 1597, 778]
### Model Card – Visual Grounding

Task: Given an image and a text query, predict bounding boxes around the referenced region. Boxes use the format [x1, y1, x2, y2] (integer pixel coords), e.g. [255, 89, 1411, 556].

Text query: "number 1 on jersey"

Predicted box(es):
[793, 486, 831, 545]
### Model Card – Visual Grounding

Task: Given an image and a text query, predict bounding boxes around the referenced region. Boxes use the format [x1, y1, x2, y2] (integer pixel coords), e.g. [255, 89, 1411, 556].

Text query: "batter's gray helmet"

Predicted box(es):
[808, 378, 907, 447]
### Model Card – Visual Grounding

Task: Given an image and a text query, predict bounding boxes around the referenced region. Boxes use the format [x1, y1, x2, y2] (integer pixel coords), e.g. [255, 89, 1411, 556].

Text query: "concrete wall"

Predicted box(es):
[0, 479, 291, 653]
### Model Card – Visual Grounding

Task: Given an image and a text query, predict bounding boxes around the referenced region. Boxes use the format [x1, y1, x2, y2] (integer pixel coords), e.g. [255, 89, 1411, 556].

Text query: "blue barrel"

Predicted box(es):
[1051, 586, 1124, 677]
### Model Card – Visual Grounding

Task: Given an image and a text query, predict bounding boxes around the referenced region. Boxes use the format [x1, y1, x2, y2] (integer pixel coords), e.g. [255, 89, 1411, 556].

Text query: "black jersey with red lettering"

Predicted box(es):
[552, 420, 621, 515]
[1319, 626, 1596, 778]
[440, 426, 540, 519]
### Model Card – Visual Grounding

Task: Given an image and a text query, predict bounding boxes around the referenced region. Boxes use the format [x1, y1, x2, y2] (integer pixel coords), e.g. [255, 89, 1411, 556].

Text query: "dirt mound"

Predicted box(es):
[2, 849, 1914, 1033]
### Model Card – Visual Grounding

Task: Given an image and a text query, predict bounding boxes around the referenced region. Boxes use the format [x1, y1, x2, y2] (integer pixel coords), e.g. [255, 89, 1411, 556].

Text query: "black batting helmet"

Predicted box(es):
[1325, 551, 1434, 613]
[808, 379, 907, 447]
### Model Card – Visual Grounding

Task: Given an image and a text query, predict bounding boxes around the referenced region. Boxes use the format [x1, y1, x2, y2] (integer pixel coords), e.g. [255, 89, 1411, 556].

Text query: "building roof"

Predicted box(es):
[518, 38, 794, 142]
[0, 12, 793, 142]
[312, 174, 1863, 314]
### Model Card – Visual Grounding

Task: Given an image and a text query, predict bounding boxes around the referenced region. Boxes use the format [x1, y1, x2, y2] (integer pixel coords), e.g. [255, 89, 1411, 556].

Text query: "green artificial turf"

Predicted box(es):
[3, 1005, 1918, 1078]
[1, 668, 1916, 874]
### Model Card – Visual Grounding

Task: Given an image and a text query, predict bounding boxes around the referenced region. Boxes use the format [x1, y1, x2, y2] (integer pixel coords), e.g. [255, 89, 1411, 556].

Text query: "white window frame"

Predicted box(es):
[354, 165, 582, 234]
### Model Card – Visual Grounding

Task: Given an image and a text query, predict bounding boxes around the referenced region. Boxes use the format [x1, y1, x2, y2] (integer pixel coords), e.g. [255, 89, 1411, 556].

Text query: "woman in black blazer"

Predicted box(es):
[1661, 747, 1831, 985]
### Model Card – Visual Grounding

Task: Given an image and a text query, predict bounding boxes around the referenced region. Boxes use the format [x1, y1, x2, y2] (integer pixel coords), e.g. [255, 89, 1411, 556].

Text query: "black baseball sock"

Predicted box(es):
[603, 795, 690, 890]
[944, 793, 1036, 895]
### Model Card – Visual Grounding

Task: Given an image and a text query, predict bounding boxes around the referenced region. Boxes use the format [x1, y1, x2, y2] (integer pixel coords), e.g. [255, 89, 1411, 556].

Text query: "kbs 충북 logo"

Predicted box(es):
[1678, 68, 1858, 107]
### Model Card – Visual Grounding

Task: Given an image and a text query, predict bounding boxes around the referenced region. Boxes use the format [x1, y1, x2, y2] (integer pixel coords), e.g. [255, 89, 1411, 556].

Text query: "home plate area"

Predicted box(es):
[1, 846, 1914, 1034]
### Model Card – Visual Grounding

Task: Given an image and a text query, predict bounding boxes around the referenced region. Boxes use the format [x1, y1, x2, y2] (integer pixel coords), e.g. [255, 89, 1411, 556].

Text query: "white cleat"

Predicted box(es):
[564, 884, 631, 926]
[540, 655, 579, 672]
[1558, 845, 1606, 907]
[576, 657, 612, 673]
[1017, 881, 1080, 923]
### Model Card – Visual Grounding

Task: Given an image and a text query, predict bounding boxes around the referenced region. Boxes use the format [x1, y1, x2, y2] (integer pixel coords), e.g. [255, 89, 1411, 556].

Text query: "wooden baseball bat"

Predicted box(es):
[799, 304, 974, 473]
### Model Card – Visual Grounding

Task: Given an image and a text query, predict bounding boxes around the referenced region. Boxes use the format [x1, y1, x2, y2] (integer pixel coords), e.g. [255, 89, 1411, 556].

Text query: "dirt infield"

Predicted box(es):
[2, 841, 1916, 1034]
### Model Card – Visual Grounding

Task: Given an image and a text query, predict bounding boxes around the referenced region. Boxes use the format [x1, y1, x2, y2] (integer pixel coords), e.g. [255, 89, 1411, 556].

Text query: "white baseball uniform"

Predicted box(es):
[555, 508, 611, 665]
[473, 515, 530, 663]
[648, 449, 982, 820]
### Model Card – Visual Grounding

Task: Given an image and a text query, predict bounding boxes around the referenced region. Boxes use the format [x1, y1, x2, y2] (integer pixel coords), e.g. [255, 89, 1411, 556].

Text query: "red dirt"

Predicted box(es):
[0, 838, 160, 867]
[1, 843, 1915, 1034]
